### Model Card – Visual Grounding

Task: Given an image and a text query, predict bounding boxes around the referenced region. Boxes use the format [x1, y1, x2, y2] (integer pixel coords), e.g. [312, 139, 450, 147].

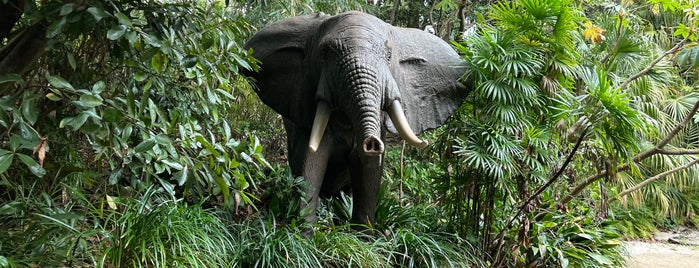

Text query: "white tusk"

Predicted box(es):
[387, 100, 429, 148]
[309, 101, 331, 152]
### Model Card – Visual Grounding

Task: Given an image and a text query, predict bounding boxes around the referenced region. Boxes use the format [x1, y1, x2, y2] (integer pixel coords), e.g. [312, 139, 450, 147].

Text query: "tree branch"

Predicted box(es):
[617, 38, 687, 90]
[610, 158, 699, 203]
[538, 96, 699, 219]
[657, 148, 699, 155]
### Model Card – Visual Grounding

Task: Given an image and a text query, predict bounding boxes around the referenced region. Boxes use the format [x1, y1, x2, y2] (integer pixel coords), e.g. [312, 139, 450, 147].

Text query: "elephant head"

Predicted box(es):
[245, 11, 470, 227]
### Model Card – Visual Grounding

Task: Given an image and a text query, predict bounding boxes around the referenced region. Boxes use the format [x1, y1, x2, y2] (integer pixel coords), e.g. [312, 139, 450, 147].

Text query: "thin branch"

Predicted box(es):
[657, 148, 699, 155]
[496, 126, 588, 258]
[538, 98, 699, 219]
[610, 158, 699, 203]
[617, 38, 687, 90]
[599, 15, 625, 66]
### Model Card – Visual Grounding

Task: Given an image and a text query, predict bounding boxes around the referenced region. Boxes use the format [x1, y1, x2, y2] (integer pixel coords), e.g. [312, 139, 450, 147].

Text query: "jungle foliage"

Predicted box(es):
[1, 0, 699, 267]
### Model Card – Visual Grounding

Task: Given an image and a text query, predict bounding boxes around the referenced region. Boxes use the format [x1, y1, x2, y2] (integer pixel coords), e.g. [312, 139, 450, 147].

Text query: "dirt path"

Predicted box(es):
[624, 228, 699, 268]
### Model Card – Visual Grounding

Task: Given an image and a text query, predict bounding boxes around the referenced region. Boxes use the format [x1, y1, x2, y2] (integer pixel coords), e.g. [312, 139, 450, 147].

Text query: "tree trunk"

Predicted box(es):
[0, 21, 47, 77]
[0, 0, 24, 42]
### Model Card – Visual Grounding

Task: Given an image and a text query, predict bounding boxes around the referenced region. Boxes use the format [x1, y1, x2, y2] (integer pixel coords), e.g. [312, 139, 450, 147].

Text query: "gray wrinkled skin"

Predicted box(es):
[244, 11, 471, 228]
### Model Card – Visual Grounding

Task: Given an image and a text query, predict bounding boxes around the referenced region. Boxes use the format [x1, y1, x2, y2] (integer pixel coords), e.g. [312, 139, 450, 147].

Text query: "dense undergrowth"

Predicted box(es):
[2, 0, 699, 267]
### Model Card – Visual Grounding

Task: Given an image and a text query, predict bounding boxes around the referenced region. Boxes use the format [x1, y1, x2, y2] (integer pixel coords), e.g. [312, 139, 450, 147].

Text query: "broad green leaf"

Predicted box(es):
[115, 12, 132, 27]
[0, 109, 8, 128]
[102, 108, 124, 122]
[161, 159, 183, 170]
[0, 256, 8, 266]
[67, 52, 76, 70]
[87, 7, 110, 22]
[59, 3, 74, 16]
[154, 134, 172, 145]
[0, 74, 23, 85]
[195, 136, 220, 158]
[159, 178, 175, 196]
[21, 93, 38, 124]
[92, 81, 106, 93]
[214, 175, 230, 206]
[9, 135, 22, 151]
[108, 168, 123, 185]
[121, 124, 133, 141]
[150, 52, 167, 72]
[181, 55, 198, 68]
[134, 139, 156, 153]
[173, 165, 188, 186]
[46, 17, 66, 38]
[107, 24, 127, 40]
[0, 152, 13, 173]
[78, 94, 103, 108]
[587, 252, 612, 265]
[142, 33, 162, 47]
[17, 153, 45, 177]
[46, 75, 74, 90]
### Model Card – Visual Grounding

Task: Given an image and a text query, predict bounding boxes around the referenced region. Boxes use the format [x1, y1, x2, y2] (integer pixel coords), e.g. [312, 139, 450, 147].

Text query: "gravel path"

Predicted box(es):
[624, 229, 699, 268]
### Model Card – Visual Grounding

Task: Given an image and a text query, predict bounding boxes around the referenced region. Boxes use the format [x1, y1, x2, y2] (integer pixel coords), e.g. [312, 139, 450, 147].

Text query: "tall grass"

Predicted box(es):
[99, 190, 236, 267]
[1, 184, 485, 268]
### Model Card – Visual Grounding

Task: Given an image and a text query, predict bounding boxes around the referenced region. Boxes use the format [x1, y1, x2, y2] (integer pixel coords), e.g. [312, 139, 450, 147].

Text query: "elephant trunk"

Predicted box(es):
[342, 57, 385, 156]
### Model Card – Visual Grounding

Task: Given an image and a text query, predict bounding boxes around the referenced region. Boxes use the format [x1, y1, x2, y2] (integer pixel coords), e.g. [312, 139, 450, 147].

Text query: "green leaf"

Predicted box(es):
[674, 24, 691, 38]
[87, 7, 110, 22]
[9, 135, 22, 151]
[46, 75, 74, 90]
[173, 165, 188, 186]
[17, 153, 45, 177]
[21, 93, 38, 124]
[181, 55, 198, 68]
[67, 52, 76, 70]
[154, 134, 172, 145]
[142, 33, 162, 47]
[0, 255, 8, 266]
[102, 108, 124, 122]
[150, 52, 167, 72]
[161, 159, 183, 170]
[115, 12, 132, 27]
[231, 53, 252, 71]
[0, 74, 23, 85]
[46, 93, 62, 101]
[59, 3, 74, 16]
[108, 168, 123, 185]
[60, 112, 90, 131]
[0, 152, 13, 173]
[77, 94, 103, 108]
[46, 17, 66, 38]
[134, 139, 156, 153]
[107, 24, 127, 40]
[195, 136, 220, 158]
[92, 81, 106, 93]
[587, 252, 612, 265]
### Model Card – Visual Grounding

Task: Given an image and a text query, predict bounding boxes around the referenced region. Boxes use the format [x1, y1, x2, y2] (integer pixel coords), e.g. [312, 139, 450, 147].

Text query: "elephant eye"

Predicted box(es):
[384, 40, 392, 62]
[400, 57, 427, 66]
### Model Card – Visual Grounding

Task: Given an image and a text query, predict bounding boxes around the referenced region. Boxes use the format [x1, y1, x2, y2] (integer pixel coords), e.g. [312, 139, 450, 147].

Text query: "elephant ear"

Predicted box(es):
[244, 13, 330, 125]
[386, 28, 470, 135]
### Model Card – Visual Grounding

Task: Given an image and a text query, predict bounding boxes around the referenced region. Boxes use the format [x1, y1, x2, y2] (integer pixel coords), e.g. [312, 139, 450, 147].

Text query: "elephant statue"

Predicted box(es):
[244, 11, 470, 227]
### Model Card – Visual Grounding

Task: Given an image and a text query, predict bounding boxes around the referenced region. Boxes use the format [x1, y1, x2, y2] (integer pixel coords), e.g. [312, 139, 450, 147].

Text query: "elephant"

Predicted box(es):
[244, 11, 470, 227]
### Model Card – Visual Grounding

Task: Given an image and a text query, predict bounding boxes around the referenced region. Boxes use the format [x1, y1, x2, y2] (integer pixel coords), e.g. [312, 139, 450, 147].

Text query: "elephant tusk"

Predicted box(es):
[309, 101, 331, 152]
[387, 100, 429, 149]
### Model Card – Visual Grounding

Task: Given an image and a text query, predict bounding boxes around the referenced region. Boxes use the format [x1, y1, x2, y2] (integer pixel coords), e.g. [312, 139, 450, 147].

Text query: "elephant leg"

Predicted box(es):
[285, 121, 333, 225]
[349, 153, 383, 228]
